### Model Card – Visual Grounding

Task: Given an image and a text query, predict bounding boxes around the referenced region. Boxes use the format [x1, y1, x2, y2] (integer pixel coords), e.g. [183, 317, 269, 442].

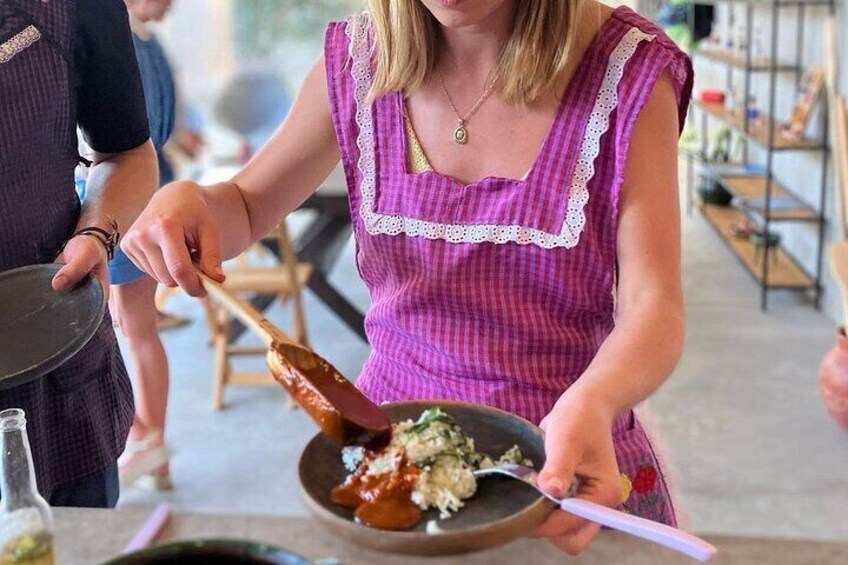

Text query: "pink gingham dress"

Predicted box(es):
[324, 6, 693, 524]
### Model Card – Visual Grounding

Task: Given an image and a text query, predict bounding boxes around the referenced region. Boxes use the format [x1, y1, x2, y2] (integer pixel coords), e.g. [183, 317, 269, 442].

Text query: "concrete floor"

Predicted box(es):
[118, 201, 848, 542]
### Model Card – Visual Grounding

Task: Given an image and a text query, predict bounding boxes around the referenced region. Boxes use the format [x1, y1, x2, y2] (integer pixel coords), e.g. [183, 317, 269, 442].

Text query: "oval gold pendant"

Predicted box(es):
[453, 125, 468, 145]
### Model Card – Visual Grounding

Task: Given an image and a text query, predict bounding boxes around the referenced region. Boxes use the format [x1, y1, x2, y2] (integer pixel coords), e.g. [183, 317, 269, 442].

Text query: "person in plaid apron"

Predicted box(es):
[124, 0, 692, 553]
[0, 0, 156, 506]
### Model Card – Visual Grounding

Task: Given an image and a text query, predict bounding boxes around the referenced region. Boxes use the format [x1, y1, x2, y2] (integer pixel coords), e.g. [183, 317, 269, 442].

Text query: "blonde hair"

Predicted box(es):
[365, 0, 579, 105]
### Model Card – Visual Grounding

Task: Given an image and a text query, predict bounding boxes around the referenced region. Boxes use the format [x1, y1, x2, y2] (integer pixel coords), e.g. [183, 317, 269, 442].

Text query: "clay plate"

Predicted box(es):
[299, 400, 554, 556]
[0, 264, 105, 389]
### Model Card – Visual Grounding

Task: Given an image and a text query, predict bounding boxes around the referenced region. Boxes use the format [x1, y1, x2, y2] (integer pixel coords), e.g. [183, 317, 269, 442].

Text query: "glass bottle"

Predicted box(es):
[0, 409, 54, 564]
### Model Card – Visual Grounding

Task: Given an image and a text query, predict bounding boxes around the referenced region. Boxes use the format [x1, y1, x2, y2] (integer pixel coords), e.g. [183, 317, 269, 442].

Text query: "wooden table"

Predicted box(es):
[53, 507, 848, 565]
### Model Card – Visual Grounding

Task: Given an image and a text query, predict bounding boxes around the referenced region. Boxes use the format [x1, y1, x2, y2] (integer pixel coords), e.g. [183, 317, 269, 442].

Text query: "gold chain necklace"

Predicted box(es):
[436, 70, 499, 145]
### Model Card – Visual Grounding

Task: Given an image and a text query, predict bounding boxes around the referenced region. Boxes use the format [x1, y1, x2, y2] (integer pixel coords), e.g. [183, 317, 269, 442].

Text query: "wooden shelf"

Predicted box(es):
[696, 48, 797, 72]
[701, 204, 814, 289]
[695, 100, 822, 151]
[830, 242, 848, 314]
[687, 0, 830, 308]
[718, 175, 820, 222]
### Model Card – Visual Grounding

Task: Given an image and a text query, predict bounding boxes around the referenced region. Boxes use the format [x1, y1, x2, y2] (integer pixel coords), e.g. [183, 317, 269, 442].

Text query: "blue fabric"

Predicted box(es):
[47, 463, 119, 508]
[158, 150, 175, 185]
[106, 31, 178, 286]
[109, 247, 146, 286]
[132, 33, 176, 151]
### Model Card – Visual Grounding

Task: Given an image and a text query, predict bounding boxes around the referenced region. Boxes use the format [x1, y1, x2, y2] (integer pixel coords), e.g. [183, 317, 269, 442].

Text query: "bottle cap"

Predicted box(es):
[0, 409, 26, 432]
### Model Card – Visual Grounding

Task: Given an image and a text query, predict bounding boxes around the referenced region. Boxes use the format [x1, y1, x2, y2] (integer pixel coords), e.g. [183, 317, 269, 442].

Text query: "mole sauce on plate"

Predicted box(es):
[330, 452, 422, 531]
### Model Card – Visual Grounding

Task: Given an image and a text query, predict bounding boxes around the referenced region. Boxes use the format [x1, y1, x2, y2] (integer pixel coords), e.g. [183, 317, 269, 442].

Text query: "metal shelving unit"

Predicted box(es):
[684, 0, 834, 310]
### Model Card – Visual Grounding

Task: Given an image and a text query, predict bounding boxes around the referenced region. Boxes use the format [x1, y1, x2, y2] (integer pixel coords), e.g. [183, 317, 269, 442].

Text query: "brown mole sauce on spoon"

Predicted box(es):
[265, 348, 410, 528]
[330, 452, 423, 531]
[267, 348, 392, 448]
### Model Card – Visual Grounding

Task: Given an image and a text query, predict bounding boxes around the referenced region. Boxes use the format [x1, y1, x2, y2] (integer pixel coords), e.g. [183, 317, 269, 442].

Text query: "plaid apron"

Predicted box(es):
[0, 0, 133, 497]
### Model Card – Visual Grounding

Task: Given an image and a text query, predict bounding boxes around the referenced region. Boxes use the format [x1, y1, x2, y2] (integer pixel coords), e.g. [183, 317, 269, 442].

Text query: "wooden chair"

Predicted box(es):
[202, 220, 312, 410]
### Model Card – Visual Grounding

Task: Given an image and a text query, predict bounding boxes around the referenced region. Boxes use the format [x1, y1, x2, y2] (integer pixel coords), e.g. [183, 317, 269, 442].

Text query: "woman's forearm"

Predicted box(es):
[199, 181, 256, 261]
[560, 71, 685, 421]
[199, 140, 339, 261]
[79, 140, 158, 235]
[121, 56, 340, 295]
[560, 292, 685, 418]
[199, 55, 340, 261]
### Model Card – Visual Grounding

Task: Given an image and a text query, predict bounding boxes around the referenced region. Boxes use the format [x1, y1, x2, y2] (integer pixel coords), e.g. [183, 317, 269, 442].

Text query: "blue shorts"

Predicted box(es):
[109, 246, 146, 286]
[48, 463, 119, 508]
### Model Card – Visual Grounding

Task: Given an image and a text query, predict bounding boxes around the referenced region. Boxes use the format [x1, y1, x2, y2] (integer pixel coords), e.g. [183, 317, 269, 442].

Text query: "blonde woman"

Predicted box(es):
[123, 0, 692, 553]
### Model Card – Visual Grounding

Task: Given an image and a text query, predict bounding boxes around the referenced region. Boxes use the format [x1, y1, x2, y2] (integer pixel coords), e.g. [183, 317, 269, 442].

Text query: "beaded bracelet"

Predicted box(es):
[57, 218, 120, 261]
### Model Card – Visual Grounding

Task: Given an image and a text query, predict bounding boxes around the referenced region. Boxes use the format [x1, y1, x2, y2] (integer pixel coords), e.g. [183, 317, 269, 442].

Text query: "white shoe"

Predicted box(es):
[135, 472, 174, 492]
[119, 431, 170, 491]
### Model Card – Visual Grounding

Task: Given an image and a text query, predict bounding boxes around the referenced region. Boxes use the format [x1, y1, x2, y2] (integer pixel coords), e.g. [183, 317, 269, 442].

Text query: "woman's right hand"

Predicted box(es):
[122, 55, 339, 297]
[122, 179, 225, 297]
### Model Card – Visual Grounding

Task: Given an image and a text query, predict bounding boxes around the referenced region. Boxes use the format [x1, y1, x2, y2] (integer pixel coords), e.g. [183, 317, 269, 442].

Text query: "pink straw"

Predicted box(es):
[123, 503, 172, 554]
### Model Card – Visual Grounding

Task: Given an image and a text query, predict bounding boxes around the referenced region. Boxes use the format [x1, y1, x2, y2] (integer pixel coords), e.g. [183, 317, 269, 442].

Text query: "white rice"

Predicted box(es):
[425, 519, 445, 535]
[341, 408, 531, 521]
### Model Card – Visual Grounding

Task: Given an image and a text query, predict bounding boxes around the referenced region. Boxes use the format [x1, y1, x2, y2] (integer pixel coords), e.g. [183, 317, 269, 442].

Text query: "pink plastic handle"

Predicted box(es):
[123, 503, 172, 554]
[559, 498, 717, 562]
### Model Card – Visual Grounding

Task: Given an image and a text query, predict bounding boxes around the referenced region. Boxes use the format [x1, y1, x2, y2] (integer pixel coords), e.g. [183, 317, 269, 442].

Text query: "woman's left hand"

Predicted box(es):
[529, 393, 623, 555]
[53, 234, 110, 299]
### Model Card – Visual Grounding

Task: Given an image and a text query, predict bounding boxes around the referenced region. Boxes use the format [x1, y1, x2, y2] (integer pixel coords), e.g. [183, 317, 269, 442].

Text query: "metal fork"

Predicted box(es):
[474, 464, 716, 562]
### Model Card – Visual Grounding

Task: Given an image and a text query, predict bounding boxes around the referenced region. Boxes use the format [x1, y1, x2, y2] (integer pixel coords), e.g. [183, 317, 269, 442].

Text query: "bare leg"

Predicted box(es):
[111, 275, 170, 482]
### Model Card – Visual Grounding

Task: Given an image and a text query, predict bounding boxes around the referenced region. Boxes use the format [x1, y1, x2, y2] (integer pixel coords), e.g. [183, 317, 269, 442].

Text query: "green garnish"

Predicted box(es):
[407, 408, 458, 434]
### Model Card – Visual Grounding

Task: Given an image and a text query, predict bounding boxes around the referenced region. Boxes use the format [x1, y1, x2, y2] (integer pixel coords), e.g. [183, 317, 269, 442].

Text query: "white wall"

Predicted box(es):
[156, 0, 237, 110]
[155, 0, 343, 112]
[153, 1, 354, 160]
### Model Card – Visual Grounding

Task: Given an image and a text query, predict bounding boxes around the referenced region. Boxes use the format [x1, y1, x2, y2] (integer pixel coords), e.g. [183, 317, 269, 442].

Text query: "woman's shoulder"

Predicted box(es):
[324, 18, 348, 51]
[324, 12, 370, 46]
[324, 12, 373, 73]
[325, 13, 362, 67]
[600, 4, 694, 132]
[571, 2, 687, 71]
[323, 14, 373, 112]
[604, 3, 687, 57]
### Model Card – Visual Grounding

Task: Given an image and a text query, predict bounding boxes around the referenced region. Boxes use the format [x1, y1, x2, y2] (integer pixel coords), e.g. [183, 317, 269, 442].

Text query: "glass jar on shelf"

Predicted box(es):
[726, 86, 739, 115]
[734, 24, 747, 57]
[0, 409, 54, 564]
[752, 25, 766, 64]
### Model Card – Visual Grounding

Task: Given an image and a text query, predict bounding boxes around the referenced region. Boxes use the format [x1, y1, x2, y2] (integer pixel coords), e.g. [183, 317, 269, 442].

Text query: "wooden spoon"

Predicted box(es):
[198, 271, 391, 448]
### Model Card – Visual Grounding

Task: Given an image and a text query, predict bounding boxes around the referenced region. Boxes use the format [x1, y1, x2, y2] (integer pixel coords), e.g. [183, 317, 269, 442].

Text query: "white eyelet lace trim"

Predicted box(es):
[0, 25, 41, 64]
[346, 14, 654, 249]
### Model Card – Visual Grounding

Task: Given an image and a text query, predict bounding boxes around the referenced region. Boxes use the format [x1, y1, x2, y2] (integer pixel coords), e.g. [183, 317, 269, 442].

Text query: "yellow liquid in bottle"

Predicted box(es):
[0, 531, 54, 565]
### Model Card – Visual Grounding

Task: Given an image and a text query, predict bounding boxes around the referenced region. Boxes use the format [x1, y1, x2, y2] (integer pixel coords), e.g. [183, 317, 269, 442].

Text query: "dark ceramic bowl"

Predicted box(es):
[0, 264, 105, 389]
[100, 539, 311, 564]
[299, 400, 553, 556]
